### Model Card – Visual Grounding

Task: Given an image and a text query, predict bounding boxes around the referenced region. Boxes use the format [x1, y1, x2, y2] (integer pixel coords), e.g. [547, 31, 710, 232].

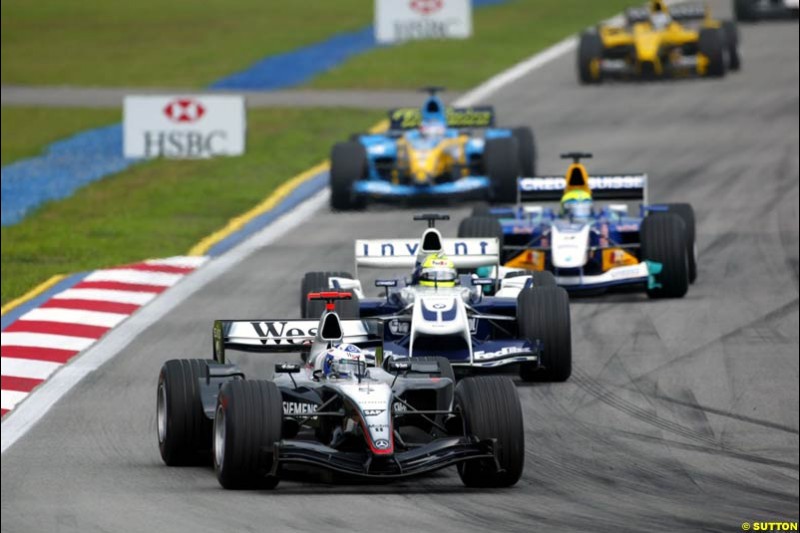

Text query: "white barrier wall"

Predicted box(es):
[375, 0, 472, 44]
[123, 95, 245, 158]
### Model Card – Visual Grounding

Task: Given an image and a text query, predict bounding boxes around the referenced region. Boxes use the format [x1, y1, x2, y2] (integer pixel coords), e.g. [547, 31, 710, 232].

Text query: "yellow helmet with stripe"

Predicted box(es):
[561, 189, 593, 218]
[418, 252, 457, 288]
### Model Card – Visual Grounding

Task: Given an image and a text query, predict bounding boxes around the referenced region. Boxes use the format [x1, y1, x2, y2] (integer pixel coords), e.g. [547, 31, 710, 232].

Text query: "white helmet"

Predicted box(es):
[321, 343, 366, 378]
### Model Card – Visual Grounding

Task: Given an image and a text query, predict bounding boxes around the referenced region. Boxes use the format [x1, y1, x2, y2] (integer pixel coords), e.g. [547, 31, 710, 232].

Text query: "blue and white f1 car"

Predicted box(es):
[301, 214, 572, 382]
[328, 87, 535, 210]
[459, 153, 697, 298]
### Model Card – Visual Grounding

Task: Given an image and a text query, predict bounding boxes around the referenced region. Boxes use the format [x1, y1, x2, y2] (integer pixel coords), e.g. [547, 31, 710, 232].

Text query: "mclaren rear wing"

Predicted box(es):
[354, 237, 500, 271]
[212, 318, 381, 363]
[517, 174, 648, 204]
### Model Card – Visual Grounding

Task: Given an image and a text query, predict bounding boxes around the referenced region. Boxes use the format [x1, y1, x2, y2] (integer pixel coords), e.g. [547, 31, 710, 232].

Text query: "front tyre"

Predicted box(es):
[214, 380, 283, 490]
[330, 141, 367, 211]
[456, 376, 524, 488]
[699, 28, 727, 78]
[517, 287, 572, 382]
[511, 126, 536, 177]
[722, 20, 741, 71]
[484, 137, 520, 204]
[663, 203, 697, 283]
[578, 31, 604, 84]
[641, 213, 690, 299]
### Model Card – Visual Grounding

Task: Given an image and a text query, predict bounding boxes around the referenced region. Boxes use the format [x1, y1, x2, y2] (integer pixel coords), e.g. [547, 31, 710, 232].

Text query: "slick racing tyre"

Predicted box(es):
[517, 286, 572, 382]
[721, 20, 741, 71]
[157, 359, 215, 466]
[330, 141, 367, 211]
[470, 203, 500, 218]
[578, 31, 604, 84]
[699, 28, 727, 78]
[663, 203, 697, 283]
[214, 380, 282, 490]
[511, 126, 536, 177]
[455, 376, 524, 488]
[733, 0, 757, 21]
[532, 270, 557, 288]
[301, 271, 358, 318]
[458, 216, 504, 246]
[484, 137, 520, 204]
[641, 213, 690, 299]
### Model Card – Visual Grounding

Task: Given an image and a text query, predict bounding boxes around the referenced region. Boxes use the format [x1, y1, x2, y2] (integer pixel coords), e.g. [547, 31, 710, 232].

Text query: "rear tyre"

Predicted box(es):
[301, 271, 358, 318]
[578, 31, 604, 84]
[456, 376, 524, 488]
[330, 141, 367, 211]
[699, 28, 726, 78]
[214, 380, 282, 490]
[471, 203, 499, 218]
[733, 0, 756, 22]
[722, 20, 741, 71]
[157, 359, 214, 466]
[517, 287, 572, 382]
[484, 138, 520, 204]
[532, 271, 557, 288]
[663, 203, 697, 283]
[641, 213, 690, 299]
[511, 127, 536, 177]
[458, 216, 503, 245]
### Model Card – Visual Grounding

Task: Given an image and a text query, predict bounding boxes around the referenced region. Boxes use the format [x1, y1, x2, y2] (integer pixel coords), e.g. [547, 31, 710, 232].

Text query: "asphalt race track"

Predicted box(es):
[2, 7, 798, 533]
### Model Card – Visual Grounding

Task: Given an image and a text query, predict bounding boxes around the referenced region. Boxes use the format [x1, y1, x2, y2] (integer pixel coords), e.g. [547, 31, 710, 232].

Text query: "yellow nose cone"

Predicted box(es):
[415, 171, 428, 183]
[635, 32, 660, 62]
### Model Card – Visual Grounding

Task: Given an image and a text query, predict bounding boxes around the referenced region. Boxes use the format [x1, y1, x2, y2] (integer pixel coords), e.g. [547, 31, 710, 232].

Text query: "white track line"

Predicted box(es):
[82, 269, 184, 287]
[1, 358, 62, 381]
[2, 390, 29, 412]
[1, 22, 586, 452]
[53, 288, 156, 305]
[1, 332, 97, 351]
[20, 308, 128, 328]
[145, 256, 208, 268]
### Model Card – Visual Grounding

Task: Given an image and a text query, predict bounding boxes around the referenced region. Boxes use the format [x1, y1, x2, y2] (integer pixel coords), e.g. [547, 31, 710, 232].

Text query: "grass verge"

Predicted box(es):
[310, 0, 634, 90]
[1, 107, 382, 305]
[1, 107, 120, 165]
[1, 0, 371, 86]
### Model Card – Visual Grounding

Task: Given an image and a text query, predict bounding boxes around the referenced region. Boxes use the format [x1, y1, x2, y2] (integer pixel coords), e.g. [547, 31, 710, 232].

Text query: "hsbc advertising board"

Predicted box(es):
[123, 95, 245, 158]
[375, 0, 472, 44]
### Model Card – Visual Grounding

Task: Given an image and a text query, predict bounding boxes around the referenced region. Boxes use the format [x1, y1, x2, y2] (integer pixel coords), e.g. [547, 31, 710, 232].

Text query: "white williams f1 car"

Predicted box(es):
[156, 293, 525, 489]
[300, 214, 572, 382]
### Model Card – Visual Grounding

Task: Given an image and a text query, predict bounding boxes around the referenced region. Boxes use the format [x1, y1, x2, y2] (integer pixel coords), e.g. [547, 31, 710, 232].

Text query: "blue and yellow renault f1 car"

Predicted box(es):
[328, 87, 535, 210]
[578, 0, 740, 83]
[459, 153, 698, 299]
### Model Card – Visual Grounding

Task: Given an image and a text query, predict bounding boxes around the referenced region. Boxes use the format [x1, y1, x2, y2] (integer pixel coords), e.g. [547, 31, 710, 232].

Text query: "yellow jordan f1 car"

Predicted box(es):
[578, 0, 740, 83]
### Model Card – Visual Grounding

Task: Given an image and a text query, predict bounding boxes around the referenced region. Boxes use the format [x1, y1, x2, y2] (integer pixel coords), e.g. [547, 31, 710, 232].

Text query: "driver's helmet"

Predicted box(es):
[418, 252, 457, 288]
[649, 1, 671, 28]
[419, 118, 446, 141]
[561, 189, 594, 219]
[321, 343, 364, 378]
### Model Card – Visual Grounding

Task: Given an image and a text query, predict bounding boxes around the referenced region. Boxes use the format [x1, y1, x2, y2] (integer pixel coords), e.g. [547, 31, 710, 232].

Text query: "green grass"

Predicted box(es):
[0, 107, 382, 305]
[1, 107, 120, 165]
[1, 0, 371, 86]
[310, 0, 635, 90]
